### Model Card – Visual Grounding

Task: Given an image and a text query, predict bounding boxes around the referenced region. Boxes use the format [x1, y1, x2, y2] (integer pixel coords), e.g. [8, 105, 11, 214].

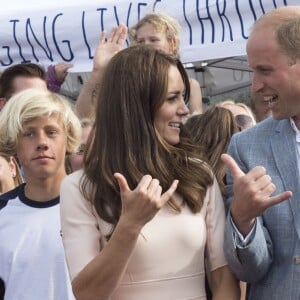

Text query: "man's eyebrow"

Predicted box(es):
[255, 64, 272, 69]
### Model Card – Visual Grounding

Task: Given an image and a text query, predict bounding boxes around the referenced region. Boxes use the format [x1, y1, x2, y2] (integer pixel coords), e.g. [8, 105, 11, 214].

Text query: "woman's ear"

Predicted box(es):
[9, 157, 17, 178]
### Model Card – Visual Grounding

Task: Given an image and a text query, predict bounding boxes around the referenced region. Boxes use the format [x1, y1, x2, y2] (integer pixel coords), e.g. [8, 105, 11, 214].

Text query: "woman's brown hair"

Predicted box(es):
[81, 45, 213, 229]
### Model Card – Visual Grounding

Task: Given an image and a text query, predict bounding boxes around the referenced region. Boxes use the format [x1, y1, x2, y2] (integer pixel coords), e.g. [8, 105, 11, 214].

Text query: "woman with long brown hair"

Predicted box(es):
[60, 45, 239, 300]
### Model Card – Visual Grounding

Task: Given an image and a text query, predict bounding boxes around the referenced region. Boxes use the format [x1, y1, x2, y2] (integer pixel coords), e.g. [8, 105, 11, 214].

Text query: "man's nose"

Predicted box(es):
[252, 73, 264, 93]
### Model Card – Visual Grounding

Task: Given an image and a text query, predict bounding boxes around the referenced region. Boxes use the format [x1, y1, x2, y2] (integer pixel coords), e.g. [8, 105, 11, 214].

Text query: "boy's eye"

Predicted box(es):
[24, 132, 34, 137]
[47, 130, 57, 135]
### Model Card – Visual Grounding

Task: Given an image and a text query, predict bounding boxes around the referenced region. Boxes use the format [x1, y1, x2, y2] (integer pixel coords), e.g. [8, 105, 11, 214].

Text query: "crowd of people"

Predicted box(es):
[0, 5, 300, 300]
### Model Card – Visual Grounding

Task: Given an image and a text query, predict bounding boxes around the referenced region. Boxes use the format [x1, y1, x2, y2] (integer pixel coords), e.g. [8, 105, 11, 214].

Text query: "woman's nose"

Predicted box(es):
[179, 100, 190, 115]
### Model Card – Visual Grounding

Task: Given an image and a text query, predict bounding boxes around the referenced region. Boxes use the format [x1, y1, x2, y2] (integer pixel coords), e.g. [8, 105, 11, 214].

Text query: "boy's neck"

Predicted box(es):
[24, 172, 66, 202]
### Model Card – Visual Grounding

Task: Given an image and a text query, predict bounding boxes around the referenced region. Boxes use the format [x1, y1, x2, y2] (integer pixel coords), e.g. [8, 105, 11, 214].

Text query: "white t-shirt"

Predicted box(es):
[0, 184, 74, 300]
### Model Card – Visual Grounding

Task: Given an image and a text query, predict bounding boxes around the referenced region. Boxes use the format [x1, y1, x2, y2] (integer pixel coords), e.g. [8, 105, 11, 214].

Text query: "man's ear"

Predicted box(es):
[0, 98, 6, 110]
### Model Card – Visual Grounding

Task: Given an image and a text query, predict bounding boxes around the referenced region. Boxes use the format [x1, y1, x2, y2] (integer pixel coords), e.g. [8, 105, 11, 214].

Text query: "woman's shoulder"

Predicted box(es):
[63, 169, 85, 185]
[61, 170, 87, 196]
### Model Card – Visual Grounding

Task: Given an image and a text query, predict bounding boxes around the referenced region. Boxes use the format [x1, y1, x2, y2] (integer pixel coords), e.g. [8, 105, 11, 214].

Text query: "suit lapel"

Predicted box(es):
[271, 119, 300, 240]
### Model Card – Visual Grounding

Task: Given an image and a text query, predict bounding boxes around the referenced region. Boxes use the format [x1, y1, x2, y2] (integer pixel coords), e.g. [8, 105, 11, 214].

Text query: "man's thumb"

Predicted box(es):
[221, 153, 245, 179]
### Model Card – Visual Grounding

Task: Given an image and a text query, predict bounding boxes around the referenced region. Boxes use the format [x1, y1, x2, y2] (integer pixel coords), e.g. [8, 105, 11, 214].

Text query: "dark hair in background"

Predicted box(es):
[184, 105, 238, 196]
[0, 63, 46, 99]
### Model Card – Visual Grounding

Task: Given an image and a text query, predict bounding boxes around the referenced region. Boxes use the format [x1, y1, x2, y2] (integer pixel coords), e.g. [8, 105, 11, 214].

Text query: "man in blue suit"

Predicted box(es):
[222, 6, 300, 299]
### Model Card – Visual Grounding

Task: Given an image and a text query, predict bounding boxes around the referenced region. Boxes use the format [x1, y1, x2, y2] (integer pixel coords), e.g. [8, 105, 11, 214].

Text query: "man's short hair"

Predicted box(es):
[0, 63, 46, 99]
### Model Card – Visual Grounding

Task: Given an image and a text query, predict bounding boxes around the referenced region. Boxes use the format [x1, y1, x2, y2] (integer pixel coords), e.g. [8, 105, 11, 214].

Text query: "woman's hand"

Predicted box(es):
[114, 173, 178, 228]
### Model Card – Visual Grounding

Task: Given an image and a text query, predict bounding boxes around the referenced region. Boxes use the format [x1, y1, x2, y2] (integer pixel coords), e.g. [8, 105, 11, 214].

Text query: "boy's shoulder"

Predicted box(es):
[0, 184, 24, 210]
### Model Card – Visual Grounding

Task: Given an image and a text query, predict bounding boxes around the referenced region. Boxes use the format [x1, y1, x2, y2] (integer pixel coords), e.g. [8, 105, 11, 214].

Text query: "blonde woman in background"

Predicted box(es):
[218, 99, 256, 131]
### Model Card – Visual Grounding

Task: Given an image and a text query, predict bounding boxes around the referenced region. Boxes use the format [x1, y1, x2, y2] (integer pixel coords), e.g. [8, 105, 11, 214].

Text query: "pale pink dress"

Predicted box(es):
[60, 170, 227, 300]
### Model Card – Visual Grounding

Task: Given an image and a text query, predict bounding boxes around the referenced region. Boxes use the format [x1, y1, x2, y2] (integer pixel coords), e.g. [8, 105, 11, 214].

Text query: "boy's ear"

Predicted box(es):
[0, 98, 6, 110]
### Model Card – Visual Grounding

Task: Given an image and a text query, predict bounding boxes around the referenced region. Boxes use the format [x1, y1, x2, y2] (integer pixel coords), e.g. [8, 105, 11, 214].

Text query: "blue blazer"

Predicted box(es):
[224, 117, 300, 299]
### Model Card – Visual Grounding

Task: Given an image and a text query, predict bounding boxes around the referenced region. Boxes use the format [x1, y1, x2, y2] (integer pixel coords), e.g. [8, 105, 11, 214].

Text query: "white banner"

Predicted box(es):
[0, 0, 299, 72]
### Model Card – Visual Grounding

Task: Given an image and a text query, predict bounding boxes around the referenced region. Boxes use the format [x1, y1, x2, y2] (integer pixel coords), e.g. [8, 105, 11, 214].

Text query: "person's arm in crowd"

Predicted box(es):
[75, 24, 128, 118]
[47, 62, 73, 93]
[188, 78, 203, 114]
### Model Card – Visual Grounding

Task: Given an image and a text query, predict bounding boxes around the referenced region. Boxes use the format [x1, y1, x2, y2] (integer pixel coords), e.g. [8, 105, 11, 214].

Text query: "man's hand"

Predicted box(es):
[221, 153, 292, 236]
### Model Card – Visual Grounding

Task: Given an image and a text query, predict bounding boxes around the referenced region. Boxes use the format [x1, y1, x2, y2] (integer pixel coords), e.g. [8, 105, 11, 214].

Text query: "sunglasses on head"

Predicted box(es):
[235, 114, 254, 130]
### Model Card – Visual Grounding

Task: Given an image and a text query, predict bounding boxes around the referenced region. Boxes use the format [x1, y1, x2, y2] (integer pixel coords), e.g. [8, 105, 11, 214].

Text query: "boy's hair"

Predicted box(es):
[0, 88, 81, 156]
[0, 63, 46, 99]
